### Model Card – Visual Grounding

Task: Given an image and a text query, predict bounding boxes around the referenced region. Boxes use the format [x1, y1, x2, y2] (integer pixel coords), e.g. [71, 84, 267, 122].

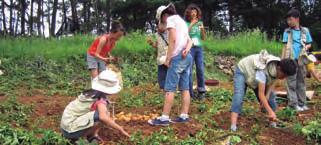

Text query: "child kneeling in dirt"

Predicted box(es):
[147, 18, 168, 90]
[60, 70, 130, 143]
[230, 50, 297, 131]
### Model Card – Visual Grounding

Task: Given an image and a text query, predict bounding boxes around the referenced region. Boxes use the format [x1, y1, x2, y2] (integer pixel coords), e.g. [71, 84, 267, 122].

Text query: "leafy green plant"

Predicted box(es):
[40, 130, 71, 145]
[198, 104, 208, 113]
[0, 97, 32, 126]
[0, 124, 70, 145]
[230, 135, 242, 144]
[301, 120, 321, 142]
[276, 107, 297, 121]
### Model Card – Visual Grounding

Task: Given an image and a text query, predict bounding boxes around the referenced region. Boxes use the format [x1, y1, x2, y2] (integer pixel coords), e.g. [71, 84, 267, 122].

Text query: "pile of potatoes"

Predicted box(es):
[114, 112, 159, 122]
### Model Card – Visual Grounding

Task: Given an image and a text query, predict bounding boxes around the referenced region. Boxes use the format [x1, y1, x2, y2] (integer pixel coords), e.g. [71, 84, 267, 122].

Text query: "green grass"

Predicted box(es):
[204, 29, 282, 56]
[0, 29, 282, 59]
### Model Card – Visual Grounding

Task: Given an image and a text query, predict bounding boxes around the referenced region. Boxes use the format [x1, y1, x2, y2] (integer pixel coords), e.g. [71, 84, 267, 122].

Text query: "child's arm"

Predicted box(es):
[165, 28, 176, 67]
[281, 44, 287, 59]
[95, 37, 109, 62]
[147, 37, 158, 49]
[200, 22, 206, 40]
[97, 103, 130, 137]
[310, 69, 321, 82]
[305, 44, 312, 50]
[258, 82, 276, 120]
[265, 81, 277, 101]
[182, 36, 193, 58]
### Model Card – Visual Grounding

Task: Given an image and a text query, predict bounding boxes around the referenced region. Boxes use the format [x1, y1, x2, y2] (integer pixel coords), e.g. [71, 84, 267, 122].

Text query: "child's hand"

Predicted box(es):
[199, 23, 204, 29]
[121, 129, 130, 138]
[147, 37, 153, 45]
[182, 49, 189, 58]
[268, 111, 277, 121]
[164, 59, 171, 68]
[190, 19, 198, 26]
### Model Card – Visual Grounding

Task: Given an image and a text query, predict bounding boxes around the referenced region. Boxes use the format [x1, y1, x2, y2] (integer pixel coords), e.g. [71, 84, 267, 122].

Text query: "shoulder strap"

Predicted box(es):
[300, 26, 307, 44]
[158, 32, 168, 46]
[283, 28, 294, 59]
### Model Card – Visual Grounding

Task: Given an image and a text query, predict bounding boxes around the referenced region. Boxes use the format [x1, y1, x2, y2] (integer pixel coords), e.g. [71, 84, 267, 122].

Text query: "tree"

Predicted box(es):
[9, 0, 13, 35]
[50, 0, 58, 36]
[1, 0, 7, 34]
[19, 0, 27, 35]
[70, 0, 79, 33]
[29, 0, 34, 34]
[37, 0, 43, 36]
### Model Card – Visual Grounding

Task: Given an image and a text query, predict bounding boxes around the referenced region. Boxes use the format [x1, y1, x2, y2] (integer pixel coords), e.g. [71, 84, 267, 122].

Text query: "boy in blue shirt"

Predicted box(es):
[282, 9, 313, 111]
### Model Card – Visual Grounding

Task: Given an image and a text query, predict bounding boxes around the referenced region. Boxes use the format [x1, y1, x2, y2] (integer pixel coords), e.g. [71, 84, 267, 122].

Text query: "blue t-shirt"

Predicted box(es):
[282, 28, 313, 59]
[255, 71, 267, 84]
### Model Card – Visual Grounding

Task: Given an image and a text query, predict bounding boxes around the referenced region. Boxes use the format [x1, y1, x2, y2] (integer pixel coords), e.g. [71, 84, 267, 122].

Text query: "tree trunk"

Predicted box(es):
[47, 0, 51, 37]
[37, 0, 42, 36]
[228, 1, 234, 32]
[9, 0, 13, 35]
[15, 11, 19, 35]
[105, 0, 111, 32]
[62, 0, 67, 33]
[95, 0, 101, 33]
[29, 0, 34, 35]
[41, 0, 44, 36]
[50, 0, 58, 36]
[70, 0, 79, 33]
[1, 0, 7, 34]
[20, 0, 27, 35]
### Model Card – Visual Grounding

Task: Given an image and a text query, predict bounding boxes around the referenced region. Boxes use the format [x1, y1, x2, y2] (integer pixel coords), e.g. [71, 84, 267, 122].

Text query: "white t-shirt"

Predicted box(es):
[166, 15, 190, 58]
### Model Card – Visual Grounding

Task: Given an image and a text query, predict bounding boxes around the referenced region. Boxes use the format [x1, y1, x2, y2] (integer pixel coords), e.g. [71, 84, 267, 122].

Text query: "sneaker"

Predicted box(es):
[294, 106, 304, 112]
[270, 122, 277, 128]
[230, 124, 237, 132]
[148, 117, 171, 126]
[172, 116, 190, 123]
[197, 92, 206, 100]
[301, 105, 309, 111]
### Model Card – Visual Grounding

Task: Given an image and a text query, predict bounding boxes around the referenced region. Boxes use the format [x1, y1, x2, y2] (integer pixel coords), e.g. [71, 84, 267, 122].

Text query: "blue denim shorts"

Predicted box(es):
[86, 53, 106, 72]
[61, 111, 100, 139]
[164, 53, 192, 92]
[158, 65, 168, 89]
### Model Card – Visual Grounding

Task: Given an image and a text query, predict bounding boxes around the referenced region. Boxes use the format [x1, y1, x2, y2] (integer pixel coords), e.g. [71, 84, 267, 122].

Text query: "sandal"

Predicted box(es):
[87, 135, 104, 143]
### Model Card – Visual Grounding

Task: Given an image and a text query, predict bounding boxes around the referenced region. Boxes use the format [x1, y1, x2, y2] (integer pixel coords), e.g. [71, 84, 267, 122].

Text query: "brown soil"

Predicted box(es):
[16, 95, 202, 144]
[17, 95, 74, 131]
[258, 128, 306, 145]
[10, 83, 321, 144]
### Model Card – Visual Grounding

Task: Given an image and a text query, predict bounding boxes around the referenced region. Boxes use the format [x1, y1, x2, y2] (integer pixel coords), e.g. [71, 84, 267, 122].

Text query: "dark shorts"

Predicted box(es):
[158, 65, 168, 89]
[61, 111, 100, 139]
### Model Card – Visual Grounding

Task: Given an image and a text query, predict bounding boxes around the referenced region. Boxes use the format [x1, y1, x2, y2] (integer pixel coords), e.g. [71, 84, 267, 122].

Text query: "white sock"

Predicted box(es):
[160, 114, 169, 121]
[231, 124, 237, 131]
[179, 113, 189, 119]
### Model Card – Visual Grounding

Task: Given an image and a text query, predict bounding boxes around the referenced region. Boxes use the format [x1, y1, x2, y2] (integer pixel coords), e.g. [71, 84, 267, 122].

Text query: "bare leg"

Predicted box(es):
[181, 90, 190, 114]
[162, 92, 175, 115]
[231, 112, 239, 126]
[83, 123, 102, 137]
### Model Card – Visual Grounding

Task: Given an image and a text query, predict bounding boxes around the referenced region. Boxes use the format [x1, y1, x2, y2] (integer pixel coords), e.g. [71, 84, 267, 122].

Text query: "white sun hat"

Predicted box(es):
[254, 50, 281, 69]
[156, 3, 174, 21]
[301, 53, 317, 65]
[92, 70, 122, 94]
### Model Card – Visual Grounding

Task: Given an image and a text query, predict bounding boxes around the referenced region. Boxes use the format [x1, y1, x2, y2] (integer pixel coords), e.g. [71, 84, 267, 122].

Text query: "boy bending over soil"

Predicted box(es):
[230, 50, 297, 131]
